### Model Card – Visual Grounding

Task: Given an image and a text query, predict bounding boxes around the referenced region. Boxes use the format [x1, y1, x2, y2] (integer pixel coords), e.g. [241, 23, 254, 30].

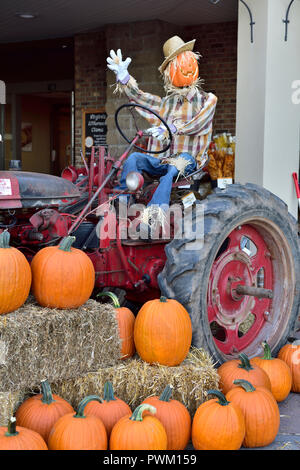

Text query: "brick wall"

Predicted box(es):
[74, 20, 238, 165]
[74, 31, 107, 165]
[182, 22, 238, 135]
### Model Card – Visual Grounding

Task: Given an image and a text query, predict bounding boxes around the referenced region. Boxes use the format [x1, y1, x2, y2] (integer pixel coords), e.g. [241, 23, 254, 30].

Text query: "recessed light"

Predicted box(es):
[15, 13, 38, 19]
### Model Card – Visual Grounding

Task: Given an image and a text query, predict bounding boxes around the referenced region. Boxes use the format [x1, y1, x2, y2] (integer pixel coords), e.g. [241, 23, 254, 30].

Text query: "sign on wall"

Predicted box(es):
[82, 108, 107, 160]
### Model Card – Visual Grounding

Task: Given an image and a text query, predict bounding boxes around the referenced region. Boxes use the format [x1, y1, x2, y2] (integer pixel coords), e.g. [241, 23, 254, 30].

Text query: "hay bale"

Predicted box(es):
[0, 298, 121, 392]
[0, 389, 25, 426]
[50, 347, 220, 417]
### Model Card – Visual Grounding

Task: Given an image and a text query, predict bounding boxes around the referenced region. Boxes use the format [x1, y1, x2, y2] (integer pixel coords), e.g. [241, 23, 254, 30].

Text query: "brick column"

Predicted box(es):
[74, 31, 107, 166]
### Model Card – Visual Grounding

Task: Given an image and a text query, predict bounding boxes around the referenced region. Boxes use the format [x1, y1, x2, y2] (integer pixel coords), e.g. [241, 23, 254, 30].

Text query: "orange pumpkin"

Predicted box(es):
[226, 379, 280, 448]
[142, 384, 191, 450]
[48, 395, 107, 450]
[97, 291, 135, 359]
[251, 341, 292, 402]
[278, 339, 300, 393]
[15, 379, 74, 442]
[0, 230, 31, 314]
[31, 235, 95, 309]
[217, 352, 272, 395]
[133, 296, 192, 366]
[0, 417, 48, 450]
[192, 389, 246, 450]
[169, 51, 199, 88]
[84, 381, 131, 438]
[109, 404, 167, 450]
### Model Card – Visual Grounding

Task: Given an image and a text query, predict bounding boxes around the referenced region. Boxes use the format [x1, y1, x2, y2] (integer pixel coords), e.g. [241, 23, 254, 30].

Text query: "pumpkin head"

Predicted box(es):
[192, 389, 245, 450]
[109, 403, 167, 450]
[84, 381, 131, 438]
[133, 296, 192, 366]
[0, 230, 31, 314]
[15, 379, 74, 442]
[31, 235, 95, 309]
[217, 352, 272, 395]
[169, 51, 199, 88]
[251, 341, 292, 402]
[97, 291, 135, 359]
[0, 417, 48, 450]
[48, 395, 107, 450]
[226, 379, 280, 448]
[278, 339, 300, 393]
[142, 384, 191, 450]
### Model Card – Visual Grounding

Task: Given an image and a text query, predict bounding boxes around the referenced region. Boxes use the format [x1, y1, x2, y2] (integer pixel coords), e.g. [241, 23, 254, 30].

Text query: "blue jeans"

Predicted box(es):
[117, 152, 196, 208]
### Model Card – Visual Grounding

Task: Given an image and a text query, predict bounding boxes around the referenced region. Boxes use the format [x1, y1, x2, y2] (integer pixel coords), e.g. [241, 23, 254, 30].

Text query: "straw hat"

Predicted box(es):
[158, 36, 196, 73]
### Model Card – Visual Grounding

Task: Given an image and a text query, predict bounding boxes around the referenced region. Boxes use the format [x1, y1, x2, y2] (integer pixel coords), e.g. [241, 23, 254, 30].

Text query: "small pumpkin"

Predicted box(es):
[251, 341, 292, 402]
[0, 417, 48, 450]
[15, 379, 74, 442]
[191, 389, 245, 450]
[109, 403, 167, 450]
[133, 296, 192, 366]
[217, 352, 272, 395]
[142, 384, 191, 450]
[226, 379, 280, 448]
[84, 381, 131, 438]
[97, 291, 135, 359]
[48, 395, 107, 450]
[31, 235, 95, 309]
[169, 51, 199, 88]
[0, 230, 31, 314]
[277, 339, 300, 393]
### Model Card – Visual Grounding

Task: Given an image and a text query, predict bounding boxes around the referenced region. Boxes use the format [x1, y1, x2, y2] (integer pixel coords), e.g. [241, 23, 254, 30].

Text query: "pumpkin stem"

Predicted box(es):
[233, 379, 256, 392]
[58, 236, 76, 252]
[5, 417, 19, 437]
[96, 291, 120, 308]
[130, 404, 156, 422]
[103, 381, 116, 402]
[40, 379, 55, 404]
[159, 385, 173, 402]
[207, 389, 230, 406]
[262, 341, 273, 360]
[238, 353, 254, 371]
[159, 296, 167, 303]
[74, 395, 104, 418]
[0, 230, 11, 249]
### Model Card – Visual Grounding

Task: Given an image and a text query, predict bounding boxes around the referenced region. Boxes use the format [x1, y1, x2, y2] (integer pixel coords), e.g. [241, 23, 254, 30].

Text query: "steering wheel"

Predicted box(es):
[115, 103, 173, 154]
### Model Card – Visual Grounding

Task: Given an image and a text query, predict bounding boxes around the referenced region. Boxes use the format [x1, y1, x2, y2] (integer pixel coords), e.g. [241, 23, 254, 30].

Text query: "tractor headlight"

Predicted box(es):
[125, 171, 144, 191]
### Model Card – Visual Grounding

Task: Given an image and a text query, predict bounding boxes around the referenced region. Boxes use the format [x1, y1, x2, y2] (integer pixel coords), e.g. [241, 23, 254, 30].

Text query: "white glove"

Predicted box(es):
[145, 123, 177, 141]
[106, 49, 131, 84]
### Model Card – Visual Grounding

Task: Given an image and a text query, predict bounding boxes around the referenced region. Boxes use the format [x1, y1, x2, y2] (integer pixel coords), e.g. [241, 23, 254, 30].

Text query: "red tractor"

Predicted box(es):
[1, 103, 299, 365]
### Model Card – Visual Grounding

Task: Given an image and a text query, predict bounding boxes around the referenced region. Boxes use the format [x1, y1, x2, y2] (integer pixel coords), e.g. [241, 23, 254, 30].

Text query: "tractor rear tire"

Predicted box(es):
[158, 183, 300, 366]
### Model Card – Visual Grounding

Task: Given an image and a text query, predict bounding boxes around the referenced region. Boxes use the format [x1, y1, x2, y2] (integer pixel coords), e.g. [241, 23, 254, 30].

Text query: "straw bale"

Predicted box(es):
[0, 297, 121, 392]
[50, 347, 220, 417]
[0, 389, 25, 426]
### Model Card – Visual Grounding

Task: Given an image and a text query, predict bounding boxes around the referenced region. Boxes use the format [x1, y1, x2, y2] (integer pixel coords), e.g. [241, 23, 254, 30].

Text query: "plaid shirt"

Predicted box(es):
[122, 77, 218, 164]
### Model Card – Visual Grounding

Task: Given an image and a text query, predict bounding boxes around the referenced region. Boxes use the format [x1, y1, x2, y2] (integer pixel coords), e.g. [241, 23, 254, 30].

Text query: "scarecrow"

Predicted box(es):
[107, 36, 217, 237]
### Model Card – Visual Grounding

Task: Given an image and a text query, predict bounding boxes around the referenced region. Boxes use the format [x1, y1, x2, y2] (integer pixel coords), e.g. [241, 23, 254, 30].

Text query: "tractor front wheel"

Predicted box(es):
[158, 183, 300, 365]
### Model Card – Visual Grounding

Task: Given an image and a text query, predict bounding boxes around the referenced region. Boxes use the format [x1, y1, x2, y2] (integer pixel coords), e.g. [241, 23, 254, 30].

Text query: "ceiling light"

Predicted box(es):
[15, 13, 37, 19]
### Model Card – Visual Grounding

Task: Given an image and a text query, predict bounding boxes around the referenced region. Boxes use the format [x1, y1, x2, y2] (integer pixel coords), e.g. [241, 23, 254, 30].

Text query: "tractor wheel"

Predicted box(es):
[158, 183, 300, 366]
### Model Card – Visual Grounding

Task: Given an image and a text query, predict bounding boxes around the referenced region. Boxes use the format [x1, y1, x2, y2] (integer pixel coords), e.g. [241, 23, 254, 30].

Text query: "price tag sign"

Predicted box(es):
[0, 179, 12, 196]
[181, 192, 196, 209]
[217, 178, 233, 189]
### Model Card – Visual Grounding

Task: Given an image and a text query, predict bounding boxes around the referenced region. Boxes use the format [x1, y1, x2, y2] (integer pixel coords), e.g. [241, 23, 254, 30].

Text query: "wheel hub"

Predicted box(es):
[207, 224, 273, 355]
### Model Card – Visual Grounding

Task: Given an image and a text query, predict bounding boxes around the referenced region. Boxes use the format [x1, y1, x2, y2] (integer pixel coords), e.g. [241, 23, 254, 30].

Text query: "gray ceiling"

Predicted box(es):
[0, 0, 238, 44]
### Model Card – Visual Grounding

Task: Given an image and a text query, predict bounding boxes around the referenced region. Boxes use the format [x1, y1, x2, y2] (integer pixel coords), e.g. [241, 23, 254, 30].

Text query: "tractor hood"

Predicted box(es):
[0, 171, 81, 209]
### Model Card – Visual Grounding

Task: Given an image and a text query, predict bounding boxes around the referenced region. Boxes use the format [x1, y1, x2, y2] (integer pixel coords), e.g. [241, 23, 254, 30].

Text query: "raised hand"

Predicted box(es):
[106, 49, 132, 84]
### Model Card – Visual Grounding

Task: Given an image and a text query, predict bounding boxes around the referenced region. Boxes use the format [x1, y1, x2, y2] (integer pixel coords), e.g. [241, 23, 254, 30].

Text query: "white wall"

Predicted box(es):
[235, 0, 300, 218]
